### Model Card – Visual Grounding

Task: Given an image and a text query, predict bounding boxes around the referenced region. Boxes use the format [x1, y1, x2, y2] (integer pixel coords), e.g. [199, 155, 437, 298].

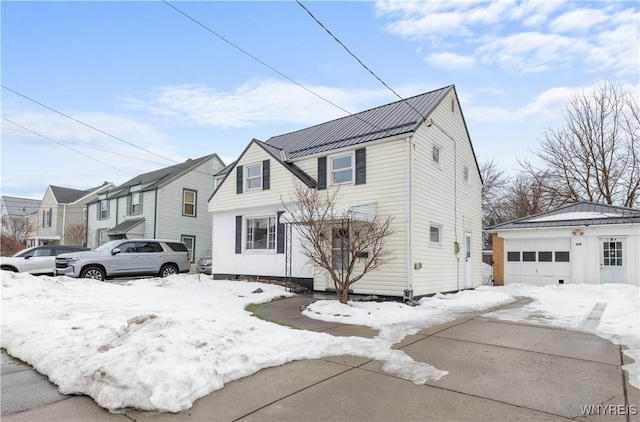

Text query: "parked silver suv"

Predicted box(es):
[55, 239, 191, 281]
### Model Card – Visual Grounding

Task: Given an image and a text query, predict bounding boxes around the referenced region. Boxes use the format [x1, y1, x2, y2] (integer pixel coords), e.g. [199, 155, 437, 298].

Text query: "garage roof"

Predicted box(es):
[487, 202, 640, 231]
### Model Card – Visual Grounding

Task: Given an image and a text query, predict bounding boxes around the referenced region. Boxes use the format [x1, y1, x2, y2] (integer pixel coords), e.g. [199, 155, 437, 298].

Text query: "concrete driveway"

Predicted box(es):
[2, 296, 638, 421]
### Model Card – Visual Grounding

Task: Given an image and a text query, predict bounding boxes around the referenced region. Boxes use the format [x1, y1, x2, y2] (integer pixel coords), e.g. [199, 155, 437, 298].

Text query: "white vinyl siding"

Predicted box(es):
[411, 89, 483, 295]
[294, 139, 409, 297]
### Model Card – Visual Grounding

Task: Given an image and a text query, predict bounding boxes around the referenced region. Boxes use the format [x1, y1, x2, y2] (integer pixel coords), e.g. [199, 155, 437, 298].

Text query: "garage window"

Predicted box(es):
[507, 252, 520, 261]
[538, 251, 552, 262]
[523, 252, 536, 262]
[555, 251, 570, 262]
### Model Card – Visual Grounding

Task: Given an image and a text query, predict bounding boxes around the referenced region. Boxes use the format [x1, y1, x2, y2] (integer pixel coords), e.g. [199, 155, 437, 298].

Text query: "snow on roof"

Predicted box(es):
[530, 211, 623, 222]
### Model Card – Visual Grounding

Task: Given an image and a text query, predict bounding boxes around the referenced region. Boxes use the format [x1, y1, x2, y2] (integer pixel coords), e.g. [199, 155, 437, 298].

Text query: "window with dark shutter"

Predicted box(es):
[235, 216, 242, 254]
[277, 211, 285, 253]
[355, 148, 366, 185]
[318, 157, 327, 190]
[236, 165, 244, 194]
[262, 159, 270, 190]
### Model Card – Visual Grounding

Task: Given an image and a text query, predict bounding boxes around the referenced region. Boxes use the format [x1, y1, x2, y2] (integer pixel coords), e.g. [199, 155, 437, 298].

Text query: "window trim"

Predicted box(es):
[129, 192, 142, 215]
[432, 144, 442, 168]
[181, 235, 196, 263]
[99, 200, 109, 220]
[245, 163, 263, 191]
[182, 189, 197, 217]
[245, 215, 277, 252]
[329, 152, 354, 186]
[429, 224, 442, 246]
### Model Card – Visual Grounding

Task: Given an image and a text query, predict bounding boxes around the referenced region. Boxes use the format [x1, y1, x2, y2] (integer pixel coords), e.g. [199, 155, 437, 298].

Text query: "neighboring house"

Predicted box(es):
[86, 154, 225, 266]
[487, 202, 640, 287]
[27, 183, 114, 247]
[208, 85, 483, 299]
[1, 195, 41, 225]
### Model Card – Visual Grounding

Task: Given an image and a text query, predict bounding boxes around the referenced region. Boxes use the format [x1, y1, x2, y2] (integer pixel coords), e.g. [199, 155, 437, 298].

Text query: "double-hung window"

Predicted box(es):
[331, 154, 353, 185]
[246, 163, 262, 191]
[183, 189, 196, 217]
[130, 193, 141, 215]
[100, 201, 109, 220]
[245, 217, 276, 250]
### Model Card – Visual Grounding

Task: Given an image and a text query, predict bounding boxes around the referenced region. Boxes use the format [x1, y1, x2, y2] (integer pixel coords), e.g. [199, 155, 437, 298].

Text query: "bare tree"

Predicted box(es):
[503, 172, 557, 220]
[480, 158, 509, 228]
[64, 223, 86, 246]
[1, 216, 34, 256]
[522, 81, 640, 208]
[283, 184, 395, 304]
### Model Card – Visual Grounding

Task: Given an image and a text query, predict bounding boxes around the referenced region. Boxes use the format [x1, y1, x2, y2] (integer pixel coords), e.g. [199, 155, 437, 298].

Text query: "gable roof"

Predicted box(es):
[49, 184, 111, 204]
[1, 196, 41, 217]
[487, 201, 640, 231]
[265, 85, 453, 160]
[110, 154, 222, 198]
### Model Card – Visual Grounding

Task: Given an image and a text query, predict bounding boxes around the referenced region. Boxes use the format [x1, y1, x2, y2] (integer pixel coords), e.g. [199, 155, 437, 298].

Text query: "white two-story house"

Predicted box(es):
[208, 85, 483, 299]
[86, 154, 225, 266]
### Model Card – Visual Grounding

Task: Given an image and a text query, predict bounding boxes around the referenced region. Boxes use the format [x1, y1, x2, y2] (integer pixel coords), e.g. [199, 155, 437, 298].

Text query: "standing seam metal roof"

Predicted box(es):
[487, 201, 640, 230]
[265, 85, 452, 160]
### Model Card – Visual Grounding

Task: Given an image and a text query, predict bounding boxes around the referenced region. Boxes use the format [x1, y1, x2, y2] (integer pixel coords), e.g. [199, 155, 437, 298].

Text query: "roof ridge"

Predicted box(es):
[266, 85, 453, 144]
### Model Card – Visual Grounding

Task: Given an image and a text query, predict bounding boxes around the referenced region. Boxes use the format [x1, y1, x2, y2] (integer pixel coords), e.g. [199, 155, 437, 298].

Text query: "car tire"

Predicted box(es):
[80, 266, 106, 281]
[159, 264, 178, 277]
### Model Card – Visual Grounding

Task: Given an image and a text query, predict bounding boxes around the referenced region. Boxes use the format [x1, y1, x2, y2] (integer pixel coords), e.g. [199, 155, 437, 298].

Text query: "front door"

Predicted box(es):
[465, 233, 472, 288]
[108, 241, 140, 275]
[600, 238, 626, 284]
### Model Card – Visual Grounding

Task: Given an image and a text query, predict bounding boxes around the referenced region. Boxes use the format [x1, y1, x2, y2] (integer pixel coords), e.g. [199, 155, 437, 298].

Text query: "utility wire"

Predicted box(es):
[162, 0, 383, 131]
[296, 0, 428, 121]
[3, 117, 135, 177]
[1, 85, 178, 165]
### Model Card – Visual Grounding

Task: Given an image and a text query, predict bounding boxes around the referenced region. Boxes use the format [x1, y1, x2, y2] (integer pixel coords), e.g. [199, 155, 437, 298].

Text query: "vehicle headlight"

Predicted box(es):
[67, 256, 81, 262]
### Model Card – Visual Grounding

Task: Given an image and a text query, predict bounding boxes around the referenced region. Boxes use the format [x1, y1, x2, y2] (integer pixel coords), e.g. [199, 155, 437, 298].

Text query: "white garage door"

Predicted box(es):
[505, 238, 572, 286]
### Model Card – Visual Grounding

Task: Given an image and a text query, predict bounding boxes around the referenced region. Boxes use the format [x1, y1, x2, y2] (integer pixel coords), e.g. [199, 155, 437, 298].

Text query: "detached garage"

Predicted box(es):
[488, 202, 640, 287]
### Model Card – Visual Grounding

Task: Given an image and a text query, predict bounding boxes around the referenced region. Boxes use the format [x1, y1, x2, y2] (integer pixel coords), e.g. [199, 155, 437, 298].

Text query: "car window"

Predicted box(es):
[137, 242, 163, 253]
[32, 248, 53, 257]
[12, 247, 38, 257]
[166, 242, 188, 252]
[119, 242, 138, 253]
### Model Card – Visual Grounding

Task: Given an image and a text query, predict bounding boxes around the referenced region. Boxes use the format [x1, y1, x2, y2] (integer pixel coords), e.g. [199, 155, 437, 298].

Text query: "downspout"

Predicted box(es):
[62, 204, 67, 245]
[154, 188, 158, 238]
[405, 136, 413, 300]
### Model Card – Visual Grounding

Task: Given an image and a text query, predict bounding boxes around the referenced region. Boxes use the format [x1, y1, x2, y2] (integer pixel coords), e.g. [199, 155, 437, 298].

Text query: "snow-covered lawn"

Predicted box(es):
[2, 271, 638, 414]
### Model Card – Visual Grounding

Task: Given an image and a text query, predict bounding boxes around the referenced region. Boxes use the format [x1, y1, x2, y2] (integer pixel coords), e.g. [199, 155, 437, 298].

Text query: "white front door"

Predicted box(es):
[465, 233, 472, 288]
[600, 238, 626, 284]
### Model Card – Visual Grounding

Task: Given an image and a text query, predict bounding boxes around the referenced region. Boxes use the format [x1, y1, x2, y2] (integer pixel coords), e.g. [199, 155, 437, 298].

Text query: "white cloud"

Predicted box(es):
[549, 8, 610, 33]
[375, 1, 639, 77]
[124, 80, 392, 129]
[428, 52, 476, 70]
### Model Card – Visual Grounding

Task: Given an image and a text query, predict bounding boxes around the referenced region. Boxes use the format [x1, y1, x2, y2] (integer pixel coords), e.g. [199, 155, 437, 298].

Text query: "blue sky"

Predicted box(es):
[2, 1, 638, 199]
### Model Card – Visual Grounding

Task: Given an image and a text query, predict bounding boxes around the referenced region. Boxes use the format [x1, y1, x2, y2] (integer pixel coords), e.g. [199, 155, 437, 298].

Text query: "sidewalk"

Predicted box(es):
[2, 295, 639, 421]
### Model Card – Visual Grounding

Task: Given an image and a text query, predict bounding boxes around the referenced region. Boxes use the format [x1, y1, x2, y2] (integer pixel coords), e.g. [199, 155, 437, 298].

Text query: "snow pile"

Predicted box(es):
[479, 283, 640, 389]
[1, 272, 447, 413]
[304, 289, 515, 344]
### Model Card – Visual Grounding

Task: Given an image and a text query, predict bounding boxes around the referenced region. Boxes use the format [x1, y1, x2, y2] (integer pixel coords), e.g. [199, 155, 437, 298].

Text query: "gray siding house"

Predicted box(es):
[86, 154, 225, 266]
[27, 184, 114, 247]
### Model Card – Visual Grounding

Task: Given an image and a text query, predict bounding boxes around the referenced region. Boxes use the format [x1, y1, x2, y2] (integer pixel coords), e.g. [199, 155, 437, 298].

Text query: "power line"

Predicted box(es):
[162, 0, 383, 132]
[2, 117, 135, 177]
[296, 0, 427, 121]
[1, 85, 178, 165]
